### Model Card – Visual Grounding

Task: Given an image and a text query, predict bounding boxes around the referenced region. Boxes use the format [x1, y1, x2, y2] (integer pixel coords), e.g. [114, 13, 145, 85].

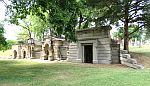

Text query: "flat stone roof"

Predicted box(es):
[76, 26, 111, 32]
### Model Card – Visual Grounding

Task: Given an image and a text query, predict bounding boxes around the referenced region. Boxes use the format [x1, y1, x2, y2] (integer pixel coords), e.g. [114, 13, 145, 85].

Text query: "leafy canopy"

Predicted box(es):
[7, 0, 83, 41]
[0, 22, 7, 50]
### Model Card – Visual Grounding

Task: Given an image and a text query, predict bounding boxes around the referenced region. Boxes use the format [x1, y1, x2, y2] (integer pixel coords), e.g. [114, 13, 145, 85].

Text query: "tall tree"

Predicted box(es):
[28, 15, 48, 41]
[16, 15, 48, 41]
[113, 26, 143, 41]
[0, 22, 7, 50]
[7, 0, 82, 41]
[85, 0, 150, 51]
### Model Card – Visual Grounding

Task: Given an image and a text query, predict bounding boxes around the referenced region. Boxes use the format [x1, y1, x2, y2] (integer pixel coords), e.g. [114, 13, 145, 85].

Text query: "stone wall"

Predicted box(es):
[32, 45, 42, 59]
[41, 38, 69, 60]
[120, 50, 144, 69]
[52, 39, 69, 60]
[111, 44, 120, 64]
[59, 41, 68, 60]
[97, 38, 111, 64]
[53, 40, 63, 60]
[67, 42, 78, 62]
[67, 26, 118, 64]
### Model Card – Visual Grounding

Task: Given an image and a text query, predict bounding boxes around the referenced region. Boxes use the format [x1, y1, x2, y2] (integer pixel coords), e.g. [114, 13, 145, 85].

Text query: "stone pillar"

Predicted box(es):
[41, 43, 49, 60]
[17, 45, 22, 59]
[76, 43, 82, 63]
[93, 42, 98, 64]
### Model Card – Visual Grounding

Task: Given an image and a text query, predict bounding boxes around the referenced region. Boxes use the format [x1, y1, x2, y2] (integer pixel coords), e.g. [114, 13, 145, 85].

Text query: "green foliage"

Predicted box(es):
[29, 15, 48, 40]
[87, 0, 150, 50]
[7, 0, 150, 44]
[0, 40, 16, 51]
[0, 23, 7, 50]
[17, 15, 48, 41]
[17, 31, 30, 41]
[113, 26, 143, 40]
[4, 40, 16, 50]
[8, 0, 82, 41]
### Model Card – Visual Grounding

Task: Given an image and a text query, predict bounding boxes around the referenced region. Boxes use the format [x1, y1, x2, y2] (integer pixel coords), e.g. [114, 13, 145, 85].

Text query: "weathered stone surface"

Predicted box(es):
[122, 61, 144, 69]
[97, 50, 111, 54]
[97, 44, 110, 48]
[98, 54, 111, 58]
[122, 54, 131, 59]
[68, 26, 120, 64]
[120, 50, 129, 54]
[120, 50, 144, 69]
[126, 58, 137, 64]
[111, 44, 120, 64]
[98, 60, 111, 64]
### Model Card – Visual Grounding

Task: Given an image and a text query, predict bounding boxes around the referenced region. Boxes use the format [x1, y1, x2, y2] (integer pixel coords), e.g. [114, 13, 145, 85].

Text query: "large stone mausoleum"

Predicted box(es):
[67, 26, 120, 64]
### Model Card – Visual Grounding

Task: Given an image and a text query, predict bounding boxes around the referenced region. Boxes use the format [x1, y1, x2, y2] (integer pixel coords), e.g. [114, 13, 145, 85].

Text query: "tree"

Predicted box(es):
[85, 0, 150, 51]
[29, 15, 48, 41]
[17, 15, 48, 41]
[0, 22, 7, 50]
[17, 31, 30, 41]
[113, 26, 143, 41]
[7, 0, 82, 41]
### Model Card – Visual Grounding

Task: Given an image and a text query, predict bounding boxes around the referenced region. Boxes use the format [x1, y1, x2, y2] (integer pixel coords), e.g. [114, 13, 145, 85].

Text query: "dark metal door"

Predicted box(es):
[84, 45, 93, 63]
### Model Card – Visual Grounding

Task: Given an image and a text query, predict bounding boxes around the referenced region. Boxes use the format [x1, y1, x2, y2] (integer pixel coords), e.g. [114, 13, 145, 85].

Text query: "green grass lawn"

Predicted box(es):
[0, 60, 150, 86]
[0, 46, 150, 86]
[129, 45, 150, 57]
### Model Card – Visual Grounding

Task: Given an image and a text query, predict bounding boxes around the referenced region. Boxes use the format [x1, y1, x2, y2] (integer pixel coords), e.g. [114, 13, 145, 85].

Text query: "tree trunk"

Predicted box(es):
[79, 12, 83, 29]
[124, 19, 129, 50]
[28, 29, 32, 39]
[124, 2, 129, 51]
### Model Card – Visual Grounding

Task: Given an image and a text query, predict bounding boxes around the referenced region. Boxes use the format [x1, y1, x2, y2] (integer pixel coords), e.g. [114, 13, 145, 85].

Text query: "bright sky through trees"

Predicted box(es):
[0, 1, 21, 40]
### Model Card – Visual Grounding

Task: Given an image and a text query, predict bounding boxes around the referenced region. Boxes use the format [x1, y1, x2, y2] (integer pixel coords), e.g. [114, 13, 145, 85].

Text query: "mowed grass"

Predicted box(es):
[129, 45, 150, 57]
[0, 60, 150, 86]
[0, 46, 150, 86]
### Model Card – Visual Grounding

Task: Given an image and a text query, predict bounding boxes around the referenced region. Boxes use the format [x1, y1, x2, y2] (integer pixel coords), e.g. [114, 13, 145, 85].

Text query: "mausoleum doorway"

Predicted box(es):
[83, 44, 93, 63]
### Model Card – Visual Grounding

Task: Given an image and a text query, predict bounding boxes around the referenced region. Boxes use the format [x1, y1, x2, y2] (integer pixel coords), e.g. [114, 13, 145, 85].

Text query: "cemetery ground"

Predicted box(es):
[0, 45, 150, 86]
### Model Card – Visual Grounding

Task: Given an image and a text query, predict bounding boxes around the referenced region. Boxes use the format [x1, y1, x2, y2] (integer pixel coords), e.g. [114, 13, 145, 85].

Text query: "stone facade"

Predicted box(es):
[11, 26, 120, 64]
[120, 50, 144, 69]
[41, 38, 68, 60]
[68, 26, 120, 64]
[12, 41, 42, 59]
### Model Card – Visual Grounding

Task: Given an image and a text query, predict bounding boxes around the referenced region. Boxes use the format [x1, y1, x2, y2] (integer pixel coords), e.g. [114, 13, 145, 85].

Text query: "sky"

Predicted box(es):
[0, 1, 22, 40]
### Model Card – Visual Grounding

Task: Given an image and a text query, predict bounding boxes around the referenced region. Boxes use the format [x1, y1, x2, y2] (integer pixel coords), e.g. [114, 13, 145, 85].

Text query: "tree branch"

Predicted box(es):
[128, 25, 144, 36]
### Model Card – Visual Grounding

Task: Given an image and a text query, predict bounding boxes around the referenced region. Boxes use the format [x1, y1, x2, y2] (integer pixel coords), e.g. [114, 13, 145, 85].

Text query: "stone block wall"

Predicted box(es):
[111, 44, 120, 64]
[59, 41, 69, 60]
[67, 42, 78, 62]
[97, 38, 112, 64]
[120, 50, 144, 69]
[67, 26, 118, 64]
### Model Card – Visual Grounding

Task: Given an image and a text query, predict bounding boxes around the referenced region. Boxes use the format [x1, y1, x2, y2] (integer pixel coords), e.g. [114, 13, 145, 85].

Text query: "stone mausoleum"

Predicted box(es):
[67, 26, 120, 64]
[12, 26, 120, 64]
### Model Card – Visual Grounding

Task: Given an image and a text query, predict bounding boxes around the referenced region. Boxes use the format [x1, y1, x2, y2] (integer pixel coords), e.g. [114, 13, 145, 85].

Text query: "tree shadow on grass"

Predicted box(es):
[0, 60, 78, 86]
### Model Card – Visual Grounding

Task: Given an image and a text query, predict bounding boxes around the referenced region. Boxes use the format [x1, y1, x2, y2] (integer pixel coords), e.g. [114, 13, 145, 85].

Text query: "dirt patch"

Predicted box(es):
[130, 52, 150, 68]
[70, 63, 128, 68]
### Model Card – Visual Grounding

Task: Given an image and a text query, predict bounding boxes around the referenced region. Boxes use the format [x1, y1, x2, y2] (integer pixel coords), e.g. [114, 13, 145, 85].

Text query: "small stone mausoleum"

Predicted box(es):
[68, 26, 120, 64]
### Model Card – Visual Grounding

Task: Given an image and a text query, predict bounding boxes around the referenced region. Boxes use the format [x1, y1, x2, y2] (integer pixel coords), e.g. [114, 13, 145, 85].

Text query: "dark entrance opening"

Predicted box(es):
[84, 45, 93, 63]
